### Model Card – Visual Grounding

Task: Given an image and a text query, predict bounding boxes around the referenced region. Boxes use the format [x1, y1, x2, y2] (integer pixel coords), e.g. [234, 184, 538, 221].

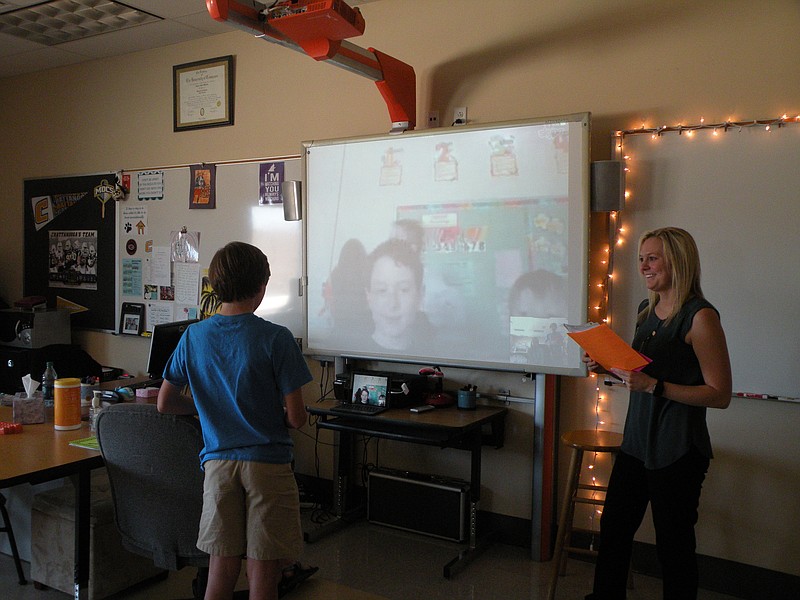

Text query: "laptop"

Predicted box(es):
[330, 371, 391, 416]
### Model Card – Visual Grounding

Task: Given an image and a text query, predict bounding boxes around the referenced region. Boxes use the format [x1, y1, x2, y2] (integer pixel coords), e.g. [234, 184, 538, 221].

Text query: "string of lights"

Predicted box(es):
[615, 114, 800, 140]
[582, 113, 799, 534]
[583, 209, 626, 535]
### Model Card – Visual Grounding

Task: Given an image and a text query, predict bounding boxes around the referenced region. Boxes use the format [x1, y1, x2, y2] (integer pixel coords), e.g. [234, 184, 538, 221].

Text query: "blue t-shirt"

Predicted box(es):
[163, 313, 312, 466]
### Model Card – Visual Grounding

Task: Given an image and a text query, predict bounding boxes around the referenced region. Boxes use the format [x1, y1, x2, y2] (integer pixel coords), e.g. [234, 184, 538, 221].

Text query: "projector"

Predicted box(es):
[267, 0, 366, 59]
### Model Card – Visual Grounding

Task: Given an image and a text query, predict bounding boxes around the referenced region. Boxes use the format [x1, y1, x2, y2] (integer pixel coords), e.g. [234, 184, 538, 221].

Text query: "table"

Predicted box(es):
[0, 406, 102, 600]
[305, 399, 507, 578]
[0, 376, 153, 600]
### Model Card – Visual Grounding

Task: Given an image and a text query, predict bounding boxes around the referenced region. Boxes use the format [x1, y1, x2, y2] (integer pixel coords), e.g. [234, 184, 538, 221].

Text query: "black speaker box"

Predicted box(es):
[591, 160, 625, 212]
[368, 468, 469, 542]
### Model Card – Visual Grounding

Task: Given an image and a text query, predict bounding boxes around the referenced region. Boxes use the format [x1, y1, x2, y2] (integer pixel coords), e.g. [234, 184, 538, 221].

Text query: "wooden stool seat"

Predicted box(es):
[561, 429, 623, 453]
[546, 429, 626, 600]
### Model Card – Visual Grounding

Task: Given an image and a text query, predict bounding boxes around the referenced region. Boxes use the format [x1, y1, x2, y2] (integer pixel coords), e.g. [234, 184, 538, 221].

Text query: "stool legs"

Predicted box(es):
[546, 438, 633, 600]
[547, 446, 583, 600]
[0, 493, 27, 585]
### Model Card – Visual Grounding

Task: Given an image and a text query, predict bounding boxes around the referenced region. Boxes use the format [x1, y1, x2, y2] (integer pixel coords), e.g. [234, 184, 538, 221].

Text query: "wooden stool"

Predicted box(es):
[546, 429, 625, 600]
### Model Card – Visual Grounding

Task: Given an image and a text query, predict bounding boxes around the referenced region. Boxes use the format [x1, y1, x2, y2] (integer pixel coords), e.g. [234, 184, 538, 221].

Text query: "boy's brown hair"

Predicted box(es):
[208, 241, 271, 303]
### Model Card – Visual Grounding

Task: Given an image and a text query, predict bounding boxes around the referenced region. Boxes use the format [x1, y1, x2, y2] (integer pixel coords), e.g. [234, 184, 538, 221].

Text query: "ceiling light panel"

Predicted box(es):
[0, 0, 161, 46]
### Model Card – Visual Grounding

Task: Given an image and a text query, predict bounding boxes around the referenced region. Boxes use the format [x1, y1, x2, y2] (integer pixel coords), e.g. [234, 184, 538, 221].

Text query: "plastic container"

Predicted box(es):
[81, 382, 98, 403]
[456, 389, 477, 410]
[89, 390, 103, 433]
[54, 377, 82, 430]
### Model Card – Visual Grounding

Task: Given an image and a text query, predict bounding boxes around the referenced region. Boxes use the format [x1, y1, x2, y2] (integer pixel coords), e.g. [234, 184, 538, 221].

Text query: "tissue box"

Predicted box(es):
[13, 396, 45, 424]
[135, 387, 160, 400]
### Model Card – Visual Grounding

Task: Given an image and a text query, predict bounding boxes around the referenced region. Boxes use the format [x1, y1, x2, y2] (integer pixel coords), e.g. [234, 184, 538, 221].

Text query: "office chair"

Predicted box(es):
[95, 403, 247, 599]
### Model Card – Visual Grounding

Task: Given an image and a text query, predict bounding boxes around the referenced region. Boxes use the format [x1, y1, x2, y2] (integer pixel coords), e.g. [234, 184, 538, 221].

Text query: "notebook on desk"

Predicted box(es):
[329, 371, 391, 416]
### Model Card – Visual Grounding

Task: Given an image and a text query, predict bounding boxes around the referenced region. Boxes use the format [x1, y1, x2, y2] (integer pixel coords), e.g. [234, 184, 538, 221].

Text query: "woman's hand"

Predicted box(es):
[582, 352, 608, 374]
[610, 368, 656, 393]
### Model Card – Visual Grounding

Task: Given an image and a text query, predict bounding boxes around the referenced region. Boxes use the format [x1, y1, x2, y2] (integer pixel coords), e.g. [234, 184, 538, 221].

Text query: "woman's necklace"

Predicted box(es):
[638, 316, 663, 355]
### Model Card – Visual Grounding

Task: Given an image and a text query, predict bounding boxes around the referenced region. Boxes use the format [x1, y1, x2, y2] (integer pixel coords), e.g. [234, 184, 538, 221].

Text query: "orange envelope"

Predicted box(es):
[564, 322, 650, 372]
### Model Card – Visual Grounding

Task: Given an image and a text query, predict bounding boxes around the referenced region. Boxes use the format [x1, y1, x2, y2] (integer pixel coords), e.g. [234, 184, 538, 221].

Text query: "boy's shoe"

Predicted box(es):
[278, 562, 319, 598]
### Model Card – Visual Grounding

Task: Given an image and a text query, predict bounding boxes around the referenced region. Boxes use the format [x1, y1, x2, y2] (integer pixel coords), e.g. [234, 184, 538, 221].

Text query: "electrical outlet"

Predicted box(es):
[453, 106, 467, 126]
[427, 110, 440, 128]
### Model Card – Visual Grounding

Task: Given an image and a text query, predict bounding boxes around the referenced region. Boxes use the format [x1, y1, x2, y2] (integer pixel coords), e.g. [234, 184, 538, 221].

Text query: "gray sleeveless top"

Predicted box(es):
[620, 296, 716, 469]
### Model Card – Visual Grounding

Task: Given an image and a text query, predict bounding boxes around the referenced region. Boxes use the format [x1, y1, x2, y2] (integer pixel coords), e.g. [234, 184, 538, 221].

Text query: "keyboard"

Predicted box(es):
[329, 402, 387, 416]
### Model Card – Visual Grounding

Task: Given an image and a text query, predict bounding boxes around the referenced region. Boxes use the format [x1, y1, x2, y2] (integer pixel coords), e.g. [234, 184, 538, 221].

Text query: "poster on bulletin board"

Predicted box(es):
[23, 172, 121, 331]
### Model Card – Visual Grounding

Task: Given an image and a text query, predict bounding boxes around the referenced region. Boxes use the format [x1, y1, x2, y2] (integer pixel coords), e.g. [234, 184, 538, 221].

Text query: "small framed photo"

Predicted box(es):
[120, 302, 145, 336]
[173, 55, 235, 132]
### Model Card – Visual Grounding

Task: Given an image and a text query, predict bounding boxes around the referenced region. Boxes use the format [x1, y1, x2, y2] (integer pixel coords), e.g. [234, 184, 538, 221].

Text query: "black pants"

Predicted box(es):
[588, 448, 709, 600]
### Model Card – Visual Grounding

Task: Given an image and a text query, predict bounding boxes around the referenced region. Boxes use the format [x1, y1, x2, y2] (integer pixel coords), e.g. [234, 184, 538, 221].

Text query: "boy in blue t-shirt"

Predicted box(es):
[158, 241, 313, 600]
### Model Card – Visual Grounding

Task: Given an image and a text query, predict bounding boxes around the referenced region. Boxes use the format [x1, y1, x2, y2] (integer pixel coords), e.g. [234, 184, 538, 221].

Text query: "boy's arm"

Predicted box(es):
[157, 379, 197, 415]
[284, 387, 306, 429]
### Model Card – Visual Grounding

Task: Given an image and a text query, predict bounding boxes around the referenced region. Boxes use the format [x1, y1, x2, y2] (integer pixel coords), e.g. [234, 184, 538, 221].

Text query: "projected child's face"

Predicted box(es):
[511, 287, 563, 319]
[366, 255, 422, 347]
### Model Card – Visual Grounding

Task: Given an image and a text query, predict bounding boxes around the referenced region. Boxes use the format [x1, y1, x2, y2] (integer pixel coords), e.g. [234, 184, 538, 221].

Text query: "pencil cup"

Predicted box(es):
[457, 390, 477, 410]
[54, 378, 82, 430]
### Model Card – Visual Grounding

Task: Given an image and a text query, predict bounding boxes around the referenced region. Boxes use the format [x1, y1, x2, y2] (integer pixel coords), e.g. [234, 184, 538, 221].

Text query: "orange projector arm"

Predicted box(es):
[206, 0, 416, 132]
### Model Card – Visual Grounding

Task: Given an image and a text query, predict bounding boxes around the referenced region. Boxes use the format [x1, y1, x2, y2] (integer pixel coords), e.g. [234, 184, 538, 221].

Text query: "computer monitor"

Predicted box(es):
[145, 319, 198, 379]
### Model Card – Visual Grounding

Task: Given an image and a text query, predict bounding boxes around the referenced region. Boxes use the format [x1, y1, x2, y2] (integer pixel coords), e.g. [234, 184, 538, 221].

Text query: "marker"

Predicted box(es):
[735, 393, 799, 402]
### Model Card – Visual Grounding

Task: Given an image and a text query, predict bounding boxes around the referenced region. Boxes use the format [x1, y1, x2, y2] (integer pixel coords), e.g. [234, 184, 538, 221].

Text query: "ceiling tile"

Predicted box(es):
[0, 44, 85, 77]
[57, 18, 209, 58]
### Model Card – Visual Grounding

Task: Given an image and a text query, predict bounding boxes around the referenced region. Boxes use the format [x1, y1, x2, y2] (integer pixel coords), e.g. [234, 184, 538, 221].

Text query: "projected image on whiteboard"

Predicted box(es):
[394, 199, 568, 367]
[305, 115, 588, 373]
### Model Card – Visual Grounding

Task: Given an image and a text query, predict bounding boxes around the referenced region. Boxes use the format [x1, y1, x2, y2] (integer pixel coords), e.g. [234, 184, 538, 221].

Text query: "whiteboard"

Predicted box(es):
[304, 115, 590, 375]
[615, 125, 800, 398]
[118, 158, 304, 344]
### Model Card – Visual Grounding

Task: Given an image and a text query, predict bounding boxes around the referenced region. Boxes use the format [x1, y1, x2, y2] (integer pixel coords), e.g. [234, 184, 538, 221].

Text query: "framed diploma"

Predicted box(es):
[173, 55, 235, 131]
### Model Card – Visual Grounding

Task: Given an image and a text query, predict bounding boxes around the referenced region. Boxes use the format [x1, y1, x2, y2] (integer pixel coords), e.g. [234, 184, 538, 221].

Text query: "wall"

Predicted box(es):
[1, 0, 799, 575]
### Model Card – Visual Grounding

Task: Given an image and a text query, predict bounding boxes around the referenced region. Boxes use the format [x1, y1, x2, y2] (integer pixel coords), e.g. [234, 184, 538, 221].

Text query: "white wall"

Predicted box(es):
[2, 0, 799, 575]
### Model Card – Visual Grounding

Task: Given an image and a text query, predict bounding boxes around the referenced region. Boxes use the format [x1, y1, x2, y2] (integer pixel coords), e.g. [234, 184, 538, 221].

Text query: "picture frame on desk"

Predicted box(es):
[173, 55, 235, 132]
[119, 302, 144, 336]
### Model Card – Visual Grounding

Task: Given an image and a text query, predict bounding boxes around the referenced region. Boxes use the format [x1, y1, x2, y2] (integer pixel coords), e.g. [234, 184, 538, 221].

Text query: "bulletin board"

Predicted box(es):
[614, 123, 800, 399]
[118, 156, 304, 339]
[23, 172, 120, 331]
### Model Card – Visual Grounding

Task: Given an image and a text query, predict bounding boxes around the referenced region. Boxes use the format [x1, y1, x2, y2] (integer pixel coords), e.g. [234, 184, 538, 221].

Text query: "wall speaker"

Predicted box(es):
[368, 468, 468, 541]
[591, 160, 625, 212]
[281, 180, 302, 221]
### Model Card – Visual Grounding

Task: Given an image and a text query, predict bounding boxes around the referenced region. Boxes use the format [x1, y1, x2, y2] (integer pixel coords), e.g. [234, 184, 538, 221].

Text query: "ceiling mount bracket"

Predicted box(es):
[206, 0, 416, 132]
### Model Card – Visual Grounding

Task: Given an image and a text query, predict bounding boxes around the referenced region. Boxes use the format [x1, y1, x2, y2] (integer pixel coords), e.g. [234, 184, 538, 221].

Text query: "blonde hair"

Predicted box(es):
[638, 227, 704, 324]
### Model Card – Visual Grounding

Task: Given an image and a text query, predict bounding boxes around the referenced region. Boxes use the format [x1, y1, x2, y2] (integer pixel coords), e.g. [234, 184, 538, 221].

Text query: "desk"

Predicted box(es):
[306, 399, 507, 578]
[0, 380, 147, 599]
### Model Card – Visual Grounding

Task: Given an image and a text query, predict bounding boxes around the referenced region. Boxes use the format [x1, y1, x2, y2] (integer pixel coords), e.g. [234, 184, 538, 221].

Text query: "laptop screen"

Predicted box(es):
[350, 372, 390, 407]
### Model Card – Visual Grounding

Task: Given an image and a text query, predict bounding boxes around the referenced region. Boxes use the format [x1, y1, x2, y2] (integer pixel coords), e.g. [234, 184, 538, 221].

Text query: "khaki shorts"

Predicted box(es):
[197, 459, 303, 561]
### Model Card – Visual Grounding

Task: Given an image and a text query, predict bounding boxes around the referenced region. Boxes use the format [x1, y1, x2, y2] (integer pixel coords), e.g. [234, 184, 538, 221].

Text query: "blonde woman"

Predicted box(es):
[583, 227, 731, 600]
